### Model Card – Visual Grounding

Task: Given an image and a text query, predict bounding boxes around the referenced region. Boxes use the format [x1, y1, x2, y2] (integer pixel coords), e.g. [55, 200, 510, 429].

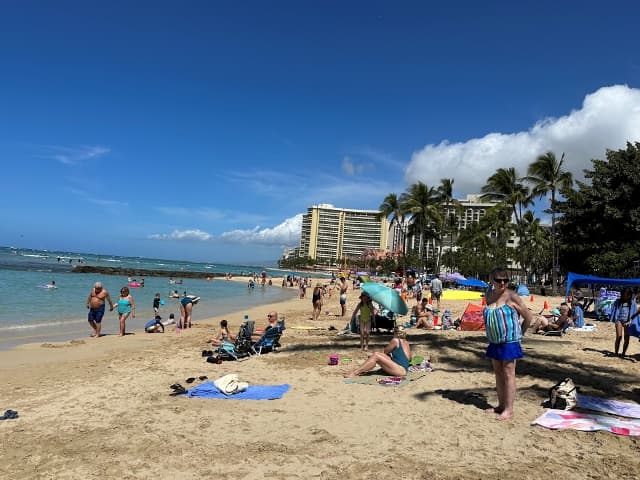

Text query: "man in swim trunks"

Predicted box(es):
[86, 282, 114, 338]
[339, 277, 348, 317]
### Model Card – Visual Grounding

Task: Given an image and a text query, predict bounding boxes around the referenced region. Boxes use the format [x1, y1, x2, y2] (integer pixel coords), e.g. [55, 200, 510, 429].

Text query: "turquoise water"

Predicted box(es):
[0, 247, 299, 349]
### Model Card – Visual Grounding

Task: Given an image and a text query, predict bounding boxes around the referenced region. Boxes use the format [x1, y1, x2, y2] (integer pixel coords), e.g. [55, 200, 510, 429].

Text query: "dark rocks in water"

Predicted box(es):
[72, 265, 224, 279]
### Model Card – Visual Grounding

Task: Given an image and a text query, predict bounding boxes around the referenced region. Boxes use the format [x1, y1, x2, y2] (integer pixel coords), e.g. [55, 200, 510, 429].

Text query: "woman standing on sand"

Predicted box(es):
[312, 284, 323, 321]
[482, 267, 532, 421]
[116, 286, 135, 337]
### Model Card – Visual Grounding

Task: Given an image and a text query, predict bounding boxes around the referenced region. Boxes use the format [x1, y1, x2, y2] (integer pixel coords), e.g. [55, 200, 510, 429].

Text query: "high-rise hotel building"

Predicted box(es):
[298, 204, 389, 262]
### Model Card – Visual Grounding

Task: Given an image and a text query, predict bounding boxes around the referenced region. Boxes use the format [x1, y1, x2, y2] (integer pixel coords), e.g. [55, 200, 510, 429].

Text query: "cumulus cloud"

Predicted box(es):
[148, 229, 213, 241]
[405, 85, 640, 195]
[219, 214, 303, 246]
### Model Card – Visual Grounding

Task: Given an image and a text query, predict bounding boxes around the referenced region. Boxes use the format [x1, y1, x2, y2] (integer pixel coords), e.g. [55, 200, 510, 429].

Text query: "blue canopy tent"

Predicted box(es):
[565, 272, 640, 297]
[457, 278, 488, 289]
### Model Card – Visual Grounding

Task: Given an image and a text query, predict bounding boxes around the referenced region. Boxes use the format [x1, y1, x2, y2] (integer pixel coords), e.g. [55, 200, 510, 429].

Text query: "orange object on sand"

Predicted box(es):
[543, 300, 549, 310]
[428, 296, 433, 305]
[530, 294, 535, 302]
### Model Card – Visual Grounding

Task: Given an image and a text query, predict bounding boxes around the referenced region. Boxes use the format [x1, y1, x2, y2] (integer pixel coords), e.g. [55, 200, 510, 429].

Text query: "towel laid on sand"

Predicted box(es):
[532, 409, 640, 436]
[186, 381, 290, 400]
[577, 394, 640, 419]
[344, 361, 432, 387]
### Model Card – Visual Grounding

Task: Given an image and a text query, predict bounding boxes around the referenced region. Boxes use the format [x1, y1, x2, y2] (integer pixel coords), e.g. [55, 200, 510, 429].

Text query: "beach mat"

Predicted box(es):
[532, 409, 640, 436]
[186, 381, 290, 400]
[344, 362, 432, 387]
[577, 394, 640, 419]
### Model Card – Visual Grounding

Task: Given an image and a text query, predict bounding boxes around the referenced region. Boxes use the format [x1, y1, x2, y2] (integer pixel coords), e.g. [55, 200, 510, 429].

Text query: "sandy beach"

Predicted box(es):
[1, 280, 639, 479]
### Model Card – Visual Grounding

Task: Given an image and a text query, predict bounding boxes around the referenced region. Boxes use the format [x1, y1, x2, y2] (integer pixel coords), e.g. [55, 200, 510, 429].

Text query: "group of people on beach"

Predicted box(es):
[85, 281, 200, 337]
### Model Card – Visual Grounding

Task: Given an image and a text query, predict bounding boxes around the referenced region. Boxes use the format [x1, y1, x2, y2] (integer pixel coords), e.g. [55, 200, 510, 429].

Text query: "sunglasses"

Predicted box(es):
[493, 278, 509, 284]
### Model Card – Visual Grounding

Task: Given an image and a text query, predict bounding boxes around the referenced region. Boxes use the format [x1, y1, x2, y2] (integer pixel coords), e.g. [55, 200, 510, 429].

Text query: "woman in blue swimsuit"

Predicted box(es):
[344, 325, 411, 378]
[116, 286, 136, 337]
[483, 268, 532, 420]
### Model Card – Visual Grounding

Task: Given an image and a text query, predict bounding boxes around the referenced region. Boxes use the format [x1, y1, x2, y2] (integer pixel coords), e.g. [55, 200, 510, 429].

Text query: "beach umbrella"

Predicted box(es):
[357, 275, 372, 283]
[360, 282, 408, 315]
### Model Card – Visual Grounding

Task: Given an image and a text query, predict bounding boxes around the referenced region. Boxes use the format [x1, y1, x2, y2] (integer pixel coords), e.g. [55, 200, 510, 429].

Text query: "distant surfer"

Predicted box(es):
[86, 282, 114, 338]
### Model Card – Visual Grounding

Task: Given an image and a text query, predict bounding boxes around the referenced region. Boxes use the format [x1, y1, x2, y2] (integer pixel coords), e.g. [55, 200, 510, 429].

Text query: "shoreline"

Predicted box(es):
[0, 275, 300, 352]
[1, 286, 639, 479]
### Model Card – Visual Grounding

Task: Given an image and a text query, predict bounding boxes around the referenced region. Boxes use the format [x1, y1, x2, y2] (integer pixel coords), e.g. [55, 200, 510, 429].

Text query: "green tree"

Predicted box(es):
[400, 182, 443, 271]
[481, 167, 531, 280]
[436, 178, 461, 273]
[379, 193, 406, 273]
[526, 151, 573, 294]
[558, 142, 640, 277]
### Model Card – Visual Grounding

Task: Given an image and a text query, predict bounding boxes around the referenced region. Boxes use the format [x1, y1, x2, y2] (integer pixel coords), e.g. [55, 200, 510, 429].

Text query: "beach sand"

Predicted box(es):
[1, 281, 639, 479]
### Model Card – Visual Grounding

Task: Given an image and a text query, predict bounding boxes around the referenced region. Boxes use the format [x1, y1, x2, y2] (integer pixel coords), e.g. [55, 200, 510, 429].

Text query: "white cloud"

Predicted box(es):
[148, 229, 213, 241]
[405, 85, 640, 194]
[219, 214, 303, 246]
[44, 145, 111, 165]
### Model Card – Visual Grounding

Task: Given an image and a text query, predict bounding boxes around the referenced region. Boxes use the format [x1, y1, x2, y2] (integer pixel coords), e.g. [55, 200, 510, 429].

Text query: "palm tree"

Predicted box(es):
[480, 167, 531, 281]
[400, 182, 442, 272]
[526, 151, 573, 295]
[379, 193, 406, 273]
[436, 178, 461, 273]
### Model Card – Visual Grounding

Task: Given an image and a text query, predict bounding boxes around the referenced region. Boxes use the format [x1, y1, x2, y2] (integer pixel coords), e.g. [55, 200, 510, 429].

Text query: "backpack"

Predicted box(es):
[548, 378, 578, 410]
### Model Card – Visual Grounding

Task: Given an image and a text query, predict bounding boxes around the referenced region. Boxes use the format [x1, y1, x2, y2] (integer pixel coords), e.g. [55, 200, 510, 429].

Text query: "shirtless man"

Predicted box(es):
[86, 282, 114, 337]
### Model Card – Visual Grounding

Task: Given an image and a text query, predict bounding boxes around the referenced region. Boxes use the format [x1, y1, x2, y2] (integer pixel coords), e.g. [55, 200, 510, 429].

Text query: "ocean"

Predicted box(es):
[0, 246, 301, 350]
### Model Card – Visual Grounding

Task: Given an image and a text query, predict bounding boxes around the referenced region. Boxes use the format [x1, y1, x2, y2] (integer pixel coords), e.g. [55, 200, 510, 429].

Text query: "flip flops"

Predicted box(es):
[170, 384, 187, 395]
[0, 409, 18, 420]
[202, 350, 213, 357]
[185, 376, 207, 384]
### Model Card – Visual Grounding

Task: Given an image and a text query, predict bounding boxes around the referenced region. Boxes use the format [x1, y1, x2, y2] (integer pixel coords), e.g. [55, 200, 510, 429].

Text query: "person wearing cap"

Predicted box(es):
[343, 325, 412, 378]
[86, 281, 114, 338]
[415, 298, 435, 329]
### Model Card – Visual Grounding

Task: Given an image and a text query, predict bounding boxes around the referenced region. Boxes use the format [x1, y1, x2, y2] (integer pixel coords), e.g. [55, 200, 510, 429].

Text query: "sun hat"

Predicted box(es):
[425, 304, 434, 311]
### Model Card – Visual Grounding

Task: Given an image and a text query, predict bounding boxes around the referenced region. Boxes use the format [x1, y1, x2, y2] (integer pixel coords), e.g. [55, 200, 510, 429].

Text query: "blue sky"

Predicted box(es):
[1, 1, 639, 264]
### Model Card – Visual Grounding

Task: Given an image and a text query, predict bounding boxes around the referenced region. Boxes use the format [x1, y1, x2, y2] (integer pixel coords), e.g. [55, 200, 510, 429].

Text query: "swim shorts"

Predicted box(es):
[88, 305, 105, 324]
[340, 294, 347, 305]
[486, 342, 523, 361]
[431, 290, 442, 300]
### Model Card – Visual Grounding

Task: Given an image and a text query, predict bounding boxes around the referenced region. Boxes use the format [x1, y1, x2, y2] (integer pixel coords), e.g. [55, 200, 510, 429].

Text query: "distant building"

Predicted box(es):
[298, 204, 389, 263]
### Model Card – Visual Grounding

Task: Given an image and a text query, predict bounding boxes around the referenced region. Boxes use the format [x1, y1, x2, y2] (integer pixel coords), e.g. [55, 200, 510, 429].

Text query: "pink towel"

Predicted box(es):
[532, 409, 640, 436]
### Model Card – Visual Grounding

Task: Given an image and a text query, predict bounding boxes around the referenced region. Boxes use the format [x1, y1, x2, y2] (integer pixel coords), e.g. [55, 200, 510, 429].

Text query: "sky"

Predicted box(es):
[1, 1, 639, 265]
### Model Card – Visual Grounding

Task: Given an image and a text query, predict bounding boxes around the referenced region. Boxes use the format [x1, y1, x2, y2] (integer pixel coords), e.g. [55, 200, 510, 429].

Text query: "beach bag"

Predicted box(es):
[548, 378, 578, 410]
[213, 374, 249, 396]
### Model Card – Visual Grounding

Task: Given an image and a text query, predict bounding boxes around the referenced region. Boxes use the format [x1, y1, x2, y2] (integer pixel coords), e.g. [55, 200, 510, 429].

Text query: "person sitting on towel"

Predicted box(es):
[343, 325, 412, 378]
[415, 298, 435, 329]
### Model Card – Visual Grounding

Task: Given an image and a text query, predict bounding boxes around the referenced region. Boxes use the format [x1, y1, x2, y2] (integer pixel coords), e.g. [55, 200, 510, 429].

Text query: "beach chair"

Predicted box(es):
[214, 320, 254, 361]
[252, 319, 285, 355]
[543, 320, 571, 337]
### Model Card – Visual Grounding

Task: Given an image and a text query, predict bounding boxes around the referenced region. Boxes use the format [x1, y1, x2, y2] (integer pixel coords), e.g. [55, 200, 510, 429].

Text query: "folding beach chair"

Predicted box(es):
[543, 320, 571, 337]
[214, 320, 255, 361]
[252, 319, 285, 355]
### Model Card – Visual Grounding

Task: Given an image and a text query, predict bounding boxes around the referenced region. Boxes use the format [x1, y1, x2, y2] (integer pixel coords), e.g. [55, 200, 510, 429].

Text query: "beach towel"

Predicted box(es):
[570, 324, 596, 332]
[577, 394, 640, 419]
[186, 381, 290, 400]
[532, 409, 640, 436]
[344, 361, 432, 387]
